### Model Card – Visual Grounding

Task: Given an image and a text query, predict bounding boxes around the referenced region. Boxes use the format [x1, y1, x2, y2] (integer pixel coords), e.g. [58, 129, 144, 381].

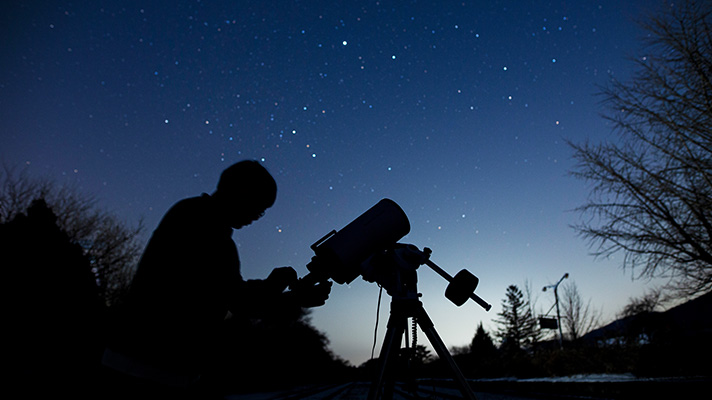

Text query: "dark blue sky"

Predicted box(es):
[2, 0, 663, 365]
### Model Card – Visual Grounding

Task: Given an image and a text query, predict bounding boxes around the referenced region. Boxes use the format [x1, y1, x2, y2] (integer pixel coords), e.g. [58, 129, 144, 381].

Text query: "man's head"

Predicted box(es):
[214, 160, 277, 229]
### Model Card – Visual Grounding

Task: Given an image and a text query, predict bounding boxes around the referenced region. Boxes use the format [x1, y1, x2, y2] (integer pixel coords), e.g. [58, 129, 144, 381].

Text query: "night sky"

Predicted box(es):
[2, 0, 665, 366]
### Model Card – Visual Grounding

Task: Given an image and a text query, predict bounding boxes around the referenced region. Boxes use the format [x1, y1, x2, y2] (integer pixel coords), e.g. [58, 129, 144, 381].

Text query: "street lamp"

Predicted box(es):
[543, 272, 569, 348]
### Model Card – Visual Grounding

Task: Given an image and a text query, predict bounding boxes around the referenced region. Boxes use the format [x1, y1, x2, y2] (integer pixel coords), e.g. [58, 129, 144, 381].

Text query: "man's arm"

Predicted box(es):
[229, 267, 331, 320]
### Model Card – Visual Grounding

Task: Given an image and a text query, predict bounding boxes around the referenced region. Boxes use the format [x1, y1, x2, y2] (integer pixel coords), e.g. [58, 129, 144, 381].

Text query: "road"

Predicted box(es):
[225, 381, 576, 400]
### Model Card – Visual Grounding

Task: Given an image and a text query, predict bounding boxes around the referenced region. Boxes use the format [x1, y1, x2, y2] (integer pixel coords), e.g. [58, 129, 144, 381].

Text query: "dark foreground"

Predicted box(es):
[225, 377, 711, 400]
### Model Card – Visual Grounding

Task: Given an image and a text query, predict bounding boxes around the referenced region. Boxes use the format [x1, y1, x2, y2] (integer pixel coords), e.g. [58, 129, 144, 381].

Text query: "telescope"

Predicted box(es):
[294, 198, 491, 311]
[292, 199, 491, 400]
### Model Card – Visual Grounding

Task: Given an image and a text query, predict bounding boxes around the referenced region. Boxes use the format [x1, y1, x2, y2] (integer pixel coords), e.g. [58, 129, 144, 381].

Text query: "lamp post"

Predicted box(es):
[543, 273, 569, 349]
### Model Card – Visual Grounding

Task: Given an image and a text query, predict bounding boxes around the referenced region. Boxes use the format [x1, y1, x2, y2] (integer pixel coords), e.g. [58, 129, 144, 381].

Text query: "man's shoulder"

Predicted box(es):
[157, 194, 213, 226]
[170, 194, 211, 211]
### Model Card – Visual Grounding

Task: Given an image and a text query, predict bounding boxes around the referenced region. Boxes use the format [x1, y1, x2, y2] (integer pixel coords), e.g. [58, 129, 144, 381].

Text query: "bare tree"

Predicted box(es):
[559, 281, 601, 341]
[618, 287, 665, 319]
[0, 166, 144, 304]
[569, 0, 712, 298]
[523, 279, 546, 344]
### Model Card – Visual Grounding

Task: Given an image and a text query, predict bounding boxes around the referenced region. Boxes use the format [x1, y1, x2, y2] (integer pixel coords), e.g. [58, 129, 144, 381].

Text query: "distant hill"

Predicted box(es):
[582, 291, 712, 345]
[580, 291, 712, 377]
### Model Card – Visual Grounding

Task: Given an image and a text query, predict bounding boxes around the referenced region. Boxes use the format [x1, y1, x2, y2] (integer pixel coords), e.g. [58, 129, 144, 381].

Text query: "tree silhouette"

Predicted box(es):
[495, 285, 538, 351]
[619, 287, 664, 319]
[0, 166, 144, 304]
[1, 199, 107, 397]
[214, 308, 352, 392]
[470, 322, 497, 357]
[559, 281, 601, 341]
[569, 0, 712, 297]
[461, 322, 501, 378]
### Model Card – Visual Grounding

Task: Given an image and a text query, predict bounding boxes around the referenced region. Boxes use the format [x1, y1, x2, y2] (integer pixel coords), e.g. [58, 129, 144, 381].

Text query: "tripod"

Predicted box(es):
[365, 246, 485, 400]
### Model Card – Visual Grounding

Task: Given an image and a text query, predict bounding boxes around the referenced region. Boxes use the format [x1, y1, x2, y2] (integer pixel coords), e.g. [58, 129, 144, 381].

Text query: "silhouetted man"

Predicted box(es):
[101, 160, 331, 399]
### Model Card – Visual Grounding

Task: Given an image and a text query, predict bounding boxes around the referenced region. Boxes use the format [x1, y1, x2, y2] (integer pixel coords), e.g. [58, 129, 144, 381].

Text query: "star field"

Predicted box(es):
[1, 0, 663, 365]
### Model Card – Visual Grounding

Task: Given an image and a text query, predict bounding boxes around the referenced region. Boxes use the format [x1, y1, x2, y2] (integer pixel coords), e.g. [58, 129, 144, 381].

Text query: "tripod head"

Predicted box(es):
[292, 199, 491, 311]
[361, 243, 491, 310]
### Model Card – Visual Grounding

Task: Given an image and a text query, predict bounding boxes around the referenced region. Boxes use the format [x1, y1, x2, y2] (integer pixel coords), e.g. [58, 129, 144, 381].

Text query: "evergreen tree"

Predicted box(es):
[0, 167, 144, 305]
[495, 285, 538, 351]
[470, 322, 497, 357]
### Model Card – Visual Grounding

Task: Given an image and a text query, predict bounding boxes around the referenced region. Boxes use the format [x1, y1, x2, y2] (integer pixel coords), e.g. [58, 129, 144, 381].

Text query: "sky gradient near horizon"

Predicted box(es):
[1, 0, 668, 366]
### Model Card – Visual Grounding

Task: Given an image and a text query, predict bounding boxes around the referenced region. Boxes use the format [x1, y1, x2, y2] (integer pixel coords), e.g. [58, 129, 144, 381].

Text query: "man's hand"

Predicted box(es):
[266, 266, 298, 293]
[300, 280, 332, 307]
[289, 279, 332, 308]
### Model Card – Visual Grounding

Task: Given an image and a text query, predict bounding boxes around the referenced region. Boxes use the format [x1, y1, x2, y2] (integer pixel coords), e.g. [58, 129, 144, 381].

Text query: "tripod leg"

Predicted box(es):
[417, 308, 479, 400]
[368, 315, 407, 400]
